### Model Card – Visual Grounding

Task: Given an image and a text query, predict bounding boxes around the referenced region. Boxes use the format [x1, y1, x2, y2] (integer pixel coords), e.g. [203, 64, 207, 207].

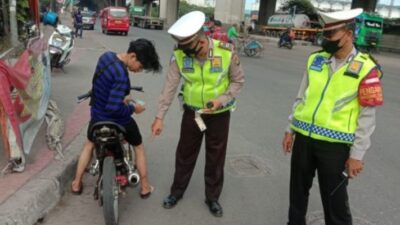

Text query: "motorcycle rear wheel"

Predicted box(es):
[102, 156, 119, 225]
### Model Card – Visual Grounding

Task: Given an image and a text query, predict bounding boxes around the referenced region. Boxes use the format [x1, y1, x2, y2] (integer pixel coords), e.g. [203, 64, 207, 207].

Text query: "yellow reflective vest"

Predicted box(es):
[291, 51, 380, 144]
[174, 39, 235, 113]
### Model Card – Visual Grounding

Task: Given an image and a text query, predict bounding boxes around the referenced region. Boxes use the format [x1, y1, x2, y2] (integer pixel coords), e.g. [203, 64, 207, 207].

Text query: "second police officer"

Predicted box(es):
[282, 8, 384, 225]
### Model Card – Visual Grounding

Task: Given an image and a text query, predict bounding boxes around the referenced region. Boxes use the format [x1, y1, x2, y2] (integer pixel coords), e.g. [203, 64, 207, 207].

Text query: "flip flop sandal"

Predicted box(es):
[140, 186, 154, 199]
[71, 183, 83, 195]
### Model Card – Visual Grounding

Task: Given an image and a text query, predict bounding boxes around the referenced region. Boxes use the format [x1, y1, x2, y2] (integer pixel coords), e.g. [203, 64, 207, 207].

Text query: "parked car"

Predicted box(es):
[100, 7, 129, 35]
[82, 10, 96, 30]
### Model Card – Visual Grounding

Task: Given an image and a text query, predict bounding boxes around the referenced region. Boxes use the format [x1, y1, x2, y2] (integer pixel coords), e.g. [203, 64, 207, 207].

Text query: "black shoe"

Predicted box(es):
[205, 199, 223, 217]
[163, 195, 181, 209]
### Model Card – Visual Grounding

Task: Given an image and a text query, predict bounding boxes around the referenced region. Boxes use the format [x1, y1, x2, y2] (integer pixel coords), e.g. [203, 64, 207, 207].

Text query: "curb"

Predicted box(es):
[0, 128, 86, 225]
[0, 13, 87, 225]
[249, 35, 313, 46]
[250, 34, 400, 52]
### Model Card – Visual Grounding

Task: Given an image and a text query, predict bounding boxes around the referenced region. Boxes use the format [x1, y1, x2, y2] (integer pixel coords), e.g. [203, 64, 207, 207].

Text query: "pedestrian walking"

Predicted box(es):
[282, 8, 384, 225]
[74, 9, 83, 38]
[151, 11, 245, 217]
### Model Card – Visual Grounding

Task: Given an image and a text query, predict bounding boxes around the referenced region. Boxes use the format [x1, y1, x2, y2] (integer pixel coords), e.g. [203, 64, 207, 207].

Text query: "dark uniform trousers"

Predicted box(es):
[288, 132, 353, 225]
[170, 107, 230, 201]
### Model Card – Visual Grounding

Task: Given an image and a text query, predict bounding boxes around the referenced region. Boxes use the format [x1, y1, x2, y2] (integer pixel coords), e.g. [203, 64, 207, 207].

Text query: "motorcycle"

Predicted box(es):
[48, 24, 74, 71]
[18, 21, 39, 48]
[278, 32, 293, 49]
[77, 86, 144, 225]
[237, 36, 264, 57]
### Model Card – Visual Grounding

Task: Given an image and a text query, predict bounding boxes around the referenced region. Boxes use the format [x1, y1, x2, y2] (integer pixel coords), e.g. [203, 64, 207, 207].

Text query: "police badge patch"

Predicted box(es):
[210, 57, 223, 73]
[182, 57, 194, 73]
[310, 56, 325, 72]
[344, 60, 363, 78]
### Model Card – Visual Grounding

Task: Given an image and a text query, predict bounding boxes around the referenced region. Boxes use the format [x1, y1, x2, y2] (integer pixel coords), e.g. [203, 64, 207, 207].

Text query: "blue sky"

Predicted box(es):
[379, 0, 400, 5]
[245, 0, 256, 11]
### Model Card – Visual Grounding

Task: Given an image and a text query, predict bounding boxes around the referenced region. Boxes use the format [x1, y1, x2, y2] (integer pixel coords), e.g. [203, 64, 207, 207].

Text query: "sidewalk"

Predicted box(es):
[0, 13, 91, 225]
[0, 100, 90, 225]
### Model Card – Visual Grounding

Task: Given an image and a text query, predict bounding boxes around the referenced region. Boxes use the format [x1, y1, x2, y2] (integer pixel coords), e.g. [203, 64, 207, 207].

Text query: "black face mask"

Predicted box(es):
[181, 41, 203, 57]
[321, 32, 347, 54]
[321, 38, 341, 54]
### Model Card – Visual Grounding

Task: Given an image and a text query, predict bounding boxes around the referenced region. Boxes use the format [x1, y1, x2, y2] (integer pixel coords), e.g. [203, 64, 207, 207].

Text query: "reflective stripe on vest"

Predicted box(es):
[174, 39, 235, 113]
[291, 51, 377, 144]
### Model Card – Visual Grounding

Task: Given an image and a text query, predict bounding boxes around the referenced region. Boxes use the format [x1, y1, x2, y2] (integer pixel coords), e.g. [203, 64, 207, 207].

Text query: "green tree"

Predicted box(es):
[17, 0, 30, 24]
[280, 0, 318, 20]
[1, 0, 9, 35]
[178, 0, 213, 18]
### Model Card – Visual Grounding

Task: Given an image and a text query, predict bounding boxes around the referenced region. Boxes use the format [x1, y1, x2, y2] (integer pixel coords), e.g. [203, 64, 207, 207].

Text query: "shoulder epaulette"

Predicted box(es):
[310, 49, 324, 55]
[368, 54, 380, 66]
[218, 41, 233, 51]
[312, 49, 324, 54]
[169, 55, 176, 64]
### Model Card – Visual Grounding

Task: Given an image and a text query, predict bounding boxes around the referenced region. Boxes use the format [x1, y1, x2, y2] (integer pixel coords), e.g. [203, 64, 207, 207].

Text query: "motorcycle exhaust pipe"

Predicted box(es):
[128, 172, 140, 186]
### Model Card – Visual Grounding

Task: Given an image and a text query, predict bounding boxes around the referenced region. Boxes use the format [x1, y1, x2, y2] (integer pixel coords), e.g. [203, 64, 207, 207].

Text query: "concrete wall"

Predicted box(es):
[215, 0, 245, 24]
[258, 0, 277, 25]
[160, 0, 179, 27]
[351, 0, 378, 12]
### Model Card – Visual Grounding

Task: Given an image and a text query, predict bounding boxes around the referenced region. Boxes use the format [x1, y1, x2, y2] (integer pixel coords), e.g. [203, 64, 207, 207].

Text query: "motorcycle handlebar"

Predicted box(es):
[77, 86, 144, 103]
[77, 91, 92, 102]
[131, 86, 144, 92]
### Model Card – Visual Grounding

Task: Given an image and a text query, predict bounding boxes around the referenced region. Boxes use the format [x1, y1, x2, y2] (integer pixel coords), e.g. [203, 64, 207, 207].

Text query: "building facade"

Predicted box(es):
[246, 0, 400, 18]
[184, 0, 216, 7]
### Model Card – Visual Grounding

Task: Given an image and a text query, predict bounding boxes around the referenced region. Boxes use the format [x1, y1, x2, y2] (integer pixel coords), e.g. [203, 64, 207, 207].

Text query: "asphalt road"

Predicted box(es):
[38, 21, 400, 225]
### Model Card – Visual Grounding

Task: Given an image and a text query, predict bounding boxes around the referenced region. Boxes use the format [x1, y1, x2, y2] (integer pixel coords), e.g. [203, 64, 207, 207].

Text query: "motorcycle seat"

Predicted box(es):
[89, 121, 126, 144]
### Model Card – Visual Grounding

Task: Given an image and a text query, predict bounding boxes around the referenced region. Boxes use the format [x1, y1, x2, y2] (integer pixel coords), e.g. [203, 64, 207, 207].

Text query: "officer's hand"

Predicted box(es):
[202, 99, 222, 113]
[151, 118, 163, 136]
[134, 103, 146, 114]
[345, 158, 364, 179]
[282, 132, 294, 155]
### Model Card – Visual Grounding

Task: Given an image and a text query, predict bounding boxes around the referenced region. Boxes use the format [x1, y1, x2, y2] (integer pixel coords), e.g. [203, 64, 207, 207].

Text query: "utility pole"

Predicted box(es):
[388, 0, 395, 18]
[1, 0, 10, 36]
[9, 0, 18, 47]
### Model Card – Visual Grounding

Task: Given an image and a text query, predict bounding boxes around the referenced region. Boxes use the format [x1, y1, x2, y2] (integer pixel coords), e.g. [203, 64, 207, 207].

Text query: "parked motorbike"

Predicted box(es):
[237, 36, 264, 57]
[19, 21, 39, 47]
[278, 32, 293, 49]
[77, 86, 144, 225]
[24, 21, 39, 39]
[48, 24, 74, 71]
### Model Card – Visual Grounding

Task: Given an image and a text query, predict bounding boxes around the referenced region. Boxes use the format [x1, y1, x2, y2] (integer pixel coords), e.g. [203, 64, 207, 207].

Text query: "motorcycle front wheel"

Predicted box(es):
[50, 54, 58, 71]
[102, 156, 119, 225]
[244, 48, 257, 57]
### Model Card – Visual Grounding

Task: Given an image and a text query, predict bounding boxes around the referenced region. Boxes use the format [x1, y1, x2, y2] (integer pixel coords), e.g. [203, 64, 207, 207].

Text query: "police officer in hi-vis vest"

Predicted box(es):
[151, 11, 244, 217]
[282, 8, 384, 225]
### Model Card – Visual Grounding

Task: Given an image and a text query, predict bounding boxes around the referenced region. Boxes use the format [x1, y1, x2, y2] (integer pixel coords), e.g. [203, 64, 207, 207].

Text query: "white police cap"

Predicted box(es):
[168, 11, 205, 44]
[319, 8, 363, 29]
